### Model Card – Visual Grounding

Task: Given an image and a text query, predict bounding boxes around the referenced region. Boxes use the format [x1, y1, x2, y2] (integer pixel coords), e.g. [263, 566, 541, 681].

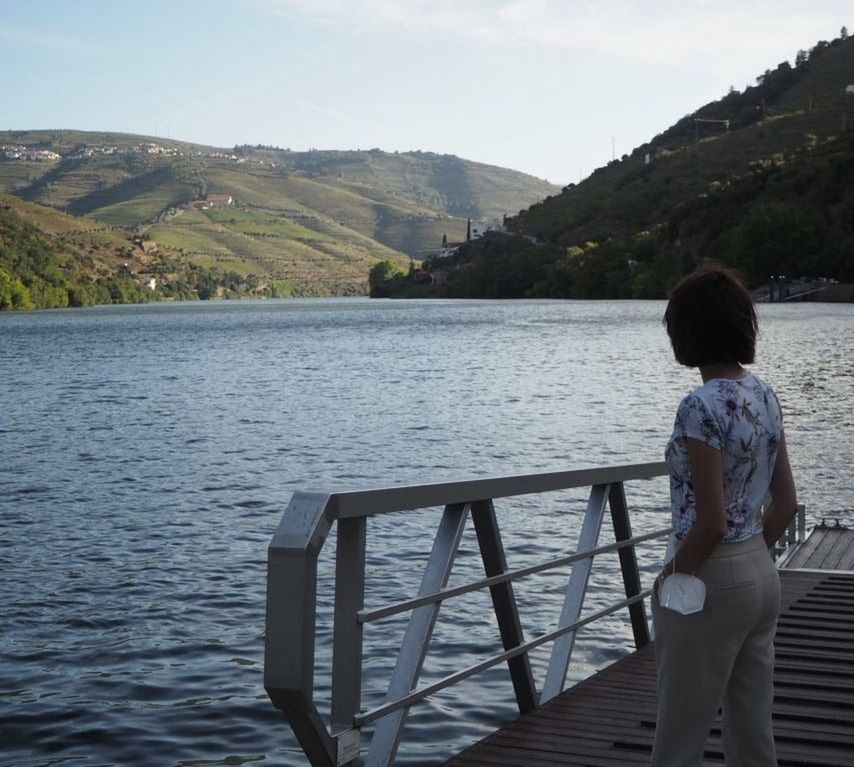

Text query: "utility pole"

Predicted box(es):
[843, 86, 854, 132]
[611, 136, 616, 161]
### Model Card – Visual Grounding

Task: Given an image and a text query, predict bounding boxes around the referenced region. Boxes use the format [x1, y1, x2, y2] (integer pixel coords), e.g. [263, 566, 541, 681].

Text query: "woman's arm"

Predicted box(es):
[762, 430, 798, 547]
[661, 437, 728, 579]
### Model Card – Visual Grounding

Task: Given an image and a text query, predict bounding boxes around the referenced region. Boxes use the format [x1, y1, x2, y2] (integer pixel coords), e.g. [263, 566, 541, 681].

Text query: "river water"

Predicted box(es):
[1, 298, 852, 767]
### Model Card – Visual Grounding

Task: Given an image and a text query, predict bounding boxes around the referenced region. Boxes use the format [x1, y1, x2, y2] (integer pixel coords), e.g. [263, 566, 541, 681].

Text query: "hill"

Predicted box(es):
[0, 192, 302, 309]
[379, 32, 854, 299]
[0, 192, 153, 309]
[0, 131, 559, 299]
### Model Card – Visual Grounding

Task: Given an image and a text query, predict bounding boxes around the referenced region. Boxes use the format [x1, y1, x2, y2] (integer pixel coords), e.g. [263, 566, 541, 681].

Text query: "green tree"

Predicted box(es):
[733, 202, 822, 281]
[266, 280, 295, 298]
[0, 266, 32, 310]
[368, 259, 404, 289]
[27, 279, 70, 309]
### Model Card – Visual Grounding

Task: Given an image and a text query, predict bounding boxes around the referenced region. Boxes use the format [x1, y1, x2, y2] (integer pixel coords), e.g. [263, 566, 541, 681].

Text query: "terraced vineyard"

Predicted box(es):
[0, 132, 558, 294]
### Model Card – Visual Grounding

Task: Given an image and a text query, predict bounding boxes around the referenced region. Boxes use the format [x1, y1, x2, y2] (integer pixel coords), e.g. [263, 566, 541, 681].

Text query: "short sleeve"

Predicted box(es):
[766, 386, 784, 432]
[674, 394, 723, 452]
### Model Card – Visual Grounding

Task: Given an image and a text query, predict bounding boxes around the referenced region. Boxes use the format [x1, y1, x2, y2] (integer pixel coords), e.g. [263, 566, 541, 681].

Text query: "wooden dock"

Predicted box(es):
[782, 522, 854, 571]
[264, 468, 854, 767]
[442, 527, 854, 767]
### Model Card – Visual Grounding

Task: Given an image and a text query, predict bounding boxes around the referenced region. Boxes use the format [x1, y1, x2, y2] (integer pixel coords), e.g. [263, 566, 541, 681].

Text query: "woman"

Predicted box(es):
[651, 265, 798, 767]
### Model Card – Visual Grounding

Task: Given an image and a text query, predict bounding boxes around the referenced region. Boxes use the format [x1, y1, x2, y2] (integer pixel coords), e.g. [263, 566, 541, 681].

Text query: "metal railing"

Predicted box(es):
[264, 462, 675, 766]
[773, 503, 808, 565]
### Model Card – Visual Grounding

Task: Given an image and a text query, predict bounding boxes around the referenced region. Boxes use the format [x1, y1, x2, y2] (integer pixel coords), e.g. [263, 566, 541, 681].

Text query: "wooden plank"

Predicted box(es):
[778, 615, 854, 630]
[826, 572, 854, 583]
[807, 529, 848, 569]
[795, 585, 854, 595]
[819, 530, 854, 570]
[774, 626, 854, 642]
[832, 534, 854, 570]
[787, 604, 854, 619]
[775, 641, 854, 658]
[810, 586, 854, 598]
[785, 528, 827, 568]
[775, 658, 854, 674]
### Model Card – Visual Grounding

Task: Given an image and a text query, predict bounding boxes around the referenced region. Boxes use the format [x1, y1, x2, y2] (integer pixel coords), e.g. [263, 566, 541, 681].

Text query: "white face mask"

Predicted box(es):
[659, 572, 706, 615]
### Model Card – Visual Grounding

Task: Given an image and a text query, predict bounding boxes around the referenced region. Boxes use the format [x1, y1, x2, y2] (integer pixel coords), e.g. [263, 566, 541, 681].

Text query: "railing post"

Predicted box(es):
[366, 503, 469, 767]
[541, 483, 609, 702]
[471, 499, 538, 714]
[265, 492, 337, 767]
[608, 482, 650, 649]
[331, 516, 367, 760]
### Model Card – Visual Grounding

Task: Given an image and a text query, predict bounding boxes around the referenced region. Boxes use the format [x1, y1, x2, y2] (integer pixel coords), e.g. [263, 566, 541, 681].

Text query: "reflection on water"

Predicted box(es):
[1, 299, 852, 766]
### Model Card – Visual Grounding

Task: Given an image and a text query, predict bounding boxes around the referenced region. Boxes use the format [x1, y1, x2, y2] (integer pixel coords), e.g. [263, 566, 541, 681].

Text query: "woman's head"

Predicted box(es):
[664, 264, 757, 368]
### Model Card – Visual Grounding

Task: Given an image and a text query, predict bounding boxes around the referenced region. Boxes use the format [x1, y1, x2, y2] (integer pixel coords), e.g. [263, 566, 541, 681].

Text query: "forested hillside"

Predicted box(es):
[0, 194, 148, 309]
[379, 32, 854, 299]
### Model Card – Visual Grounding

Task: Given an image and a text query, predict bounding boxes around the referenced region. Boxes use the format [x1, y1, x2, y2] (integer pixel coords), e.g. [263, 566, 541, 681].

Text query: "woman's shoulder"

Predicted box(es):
[695, 372, 775, 396]
[674, 387, 717, 427]
[739, 372, 781, 404]
[744, 373, 784, 419]
[696, 372, 783, 425]
[683, 374, 766, 416]
[676, 386, 709, 411]
[686, 377, 738, 404]
[677, 372, 779, 415]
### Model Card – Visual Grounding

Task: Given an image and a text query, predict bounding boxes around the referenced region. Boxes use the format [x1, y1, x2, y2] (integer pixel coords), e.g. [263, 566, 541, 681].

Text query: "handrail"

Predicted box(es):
[354, 588, 653, 727]
[774, 504, 807, 564]
[358, 526, 672, 624]
[321, 461, 668, 518]
[265, 461, 669, 767]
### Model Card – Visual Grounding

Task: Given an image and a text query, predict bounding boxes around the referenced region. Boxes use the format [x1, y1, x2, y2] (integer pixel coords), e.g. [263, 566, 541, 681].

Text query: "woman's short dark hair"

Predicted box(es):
[664, 264, 757, 367]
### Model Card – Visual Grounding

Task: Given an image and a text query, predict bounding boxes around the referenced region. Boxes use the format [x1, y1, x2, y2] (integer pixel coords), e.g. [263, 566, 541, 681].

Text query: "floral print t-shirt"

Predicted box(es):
[665, 373, 783, 543]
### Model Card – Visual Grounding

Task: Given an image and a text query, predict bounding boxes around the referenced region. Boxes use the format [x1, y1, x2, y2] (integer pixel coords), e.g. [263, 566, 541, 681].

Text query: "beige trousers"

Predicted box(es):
[650, 534, 781, 767]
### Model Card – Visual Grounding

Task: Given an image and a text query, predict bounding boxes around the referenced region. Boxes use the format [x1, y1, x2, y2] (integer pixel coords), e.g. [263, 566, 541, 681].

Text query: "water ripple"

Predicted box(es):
[1, 299, 852, 766]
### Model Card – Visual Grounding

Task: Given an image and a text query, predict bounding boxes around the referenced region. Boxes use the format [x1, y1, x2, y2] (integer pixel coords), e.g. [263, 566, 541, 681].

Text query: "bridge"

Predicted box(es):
[758, 277, 838, 302]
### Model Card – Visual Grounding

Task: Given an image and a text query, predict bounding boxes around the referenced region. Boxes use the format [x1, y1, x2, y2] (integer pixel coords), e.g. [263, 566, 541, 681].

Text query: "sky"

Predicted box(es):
[1, 0, 851, 184]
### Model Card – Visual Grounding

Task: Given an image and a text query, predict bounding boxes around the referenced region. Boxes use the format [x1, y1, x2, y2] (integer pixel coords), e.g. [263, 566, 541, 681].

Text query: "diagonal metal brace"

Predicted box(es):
[541, 483, 609, 702]
[472, 499, 538, 713]
[365, 503, 470, 767]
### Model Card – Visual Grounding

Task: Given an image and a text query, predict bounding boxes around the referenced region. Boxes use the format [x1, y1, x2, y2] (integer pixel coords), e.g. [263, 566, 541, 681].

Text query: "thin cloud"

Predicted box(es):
[254, 0, 849, 68]
[297, 100, 363, 124]
[0, 24, 93, 54]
